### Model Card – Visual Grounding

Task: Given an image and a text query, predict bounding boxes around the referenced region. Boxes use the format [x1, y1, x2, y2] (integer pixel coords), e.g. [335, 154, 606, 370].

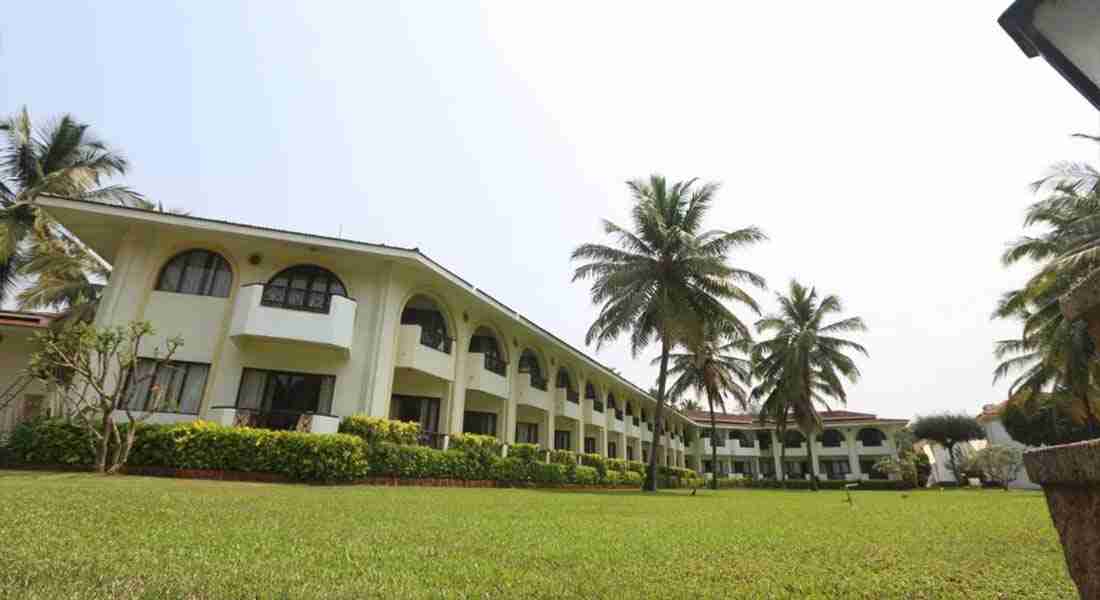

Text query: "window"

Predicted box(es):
[758, 434, 772, 450]
[464, 411, 497, 436]
[584, 437, 597, 454]
[819, 429, 844, 448]
[607, 441, 617, 458]
[518, 350, 545, 389]
[516, 422, 539, 444]
[236, 368, 335, 414]
[823, 460, 850, 480]
[262, 265, 346, 313]
[784, 431, 805, 448]
[626, 445, 634, 461]
[125, 359, 209, 414]
[858, 428, 886, 447]
[554, 430, 571, 450]
[156, 250, 232, 297]
[391, 395, 440, 433]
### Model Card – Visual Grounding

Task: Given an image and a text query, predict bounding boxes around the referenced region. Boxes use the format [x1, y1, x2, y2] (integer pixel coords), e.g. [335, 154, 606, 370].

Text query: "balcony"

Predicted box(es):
[856, 440, 893, 455]
[555, 387, 580, 420]
[229, 284, 356, 354]
[813, 441, 850, 456]
[466, 353, 509, 399]
[625, 417, 639, 438]
[735, 440, 759, 455]
[585, 399, 604, 426]
[517, 372, 551, 411]
[396, 324, 456, 381]
[607, 410, 624, 433]
[642, 426, 653, 443]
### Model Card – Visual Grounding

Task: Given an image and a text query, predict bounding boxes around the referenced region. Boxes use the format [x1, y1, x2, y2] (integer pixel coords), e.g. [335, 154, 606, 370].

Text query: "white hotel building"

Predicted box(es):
[27, 196, 905, 478]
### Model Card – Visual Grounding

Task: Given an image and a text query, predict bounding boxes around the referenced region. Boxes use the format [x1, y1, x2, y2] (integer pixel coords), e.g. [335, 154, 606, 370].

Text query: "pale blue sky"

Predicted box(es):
[3, 2, 1098, 419]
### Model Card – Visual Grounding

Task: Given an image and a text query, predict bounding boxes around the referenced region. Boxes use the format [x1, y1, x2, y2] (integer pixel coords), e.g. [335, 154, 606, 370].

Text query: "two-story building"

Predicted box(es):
[30, 195, 904, 477]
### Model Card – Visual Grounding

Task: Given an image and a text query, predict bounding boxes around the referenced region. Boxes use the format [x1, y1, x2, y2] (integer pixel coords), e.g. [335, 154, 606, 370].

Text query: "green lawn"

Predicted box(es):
[0, 471, 1072, 599]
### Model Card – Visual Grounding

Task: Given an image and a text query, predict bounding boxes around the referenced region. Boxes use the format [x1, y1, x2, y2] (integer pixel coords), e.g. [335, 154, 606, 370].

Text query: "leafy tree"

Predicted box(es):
[873, 455, 918, 487]
[28, 321, 181, 473]
[751, 281, 868, 491]
[971, 444, 1025, 491]
[666, 320, 752, 489]
[1000, 394, 1096, 446]
[0, 107, 148, 327]
[994, 137, 1100, 432]
[572, 175, 766, 491]
[911, 414, 985, 485]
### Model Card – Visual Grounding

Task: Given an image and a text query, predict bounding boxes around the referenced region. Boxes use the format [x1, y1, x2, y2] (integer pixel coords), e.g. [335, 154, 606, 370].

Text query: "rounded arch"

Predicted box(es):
[554, 366, 575, 391]
[819, 429, 844, 448]
[624, 398, 635, 416]
[783, 430, 806, 448]
[401, 292, 457, 353]
[468, 324, 508, 362]
[858, 427, 886, 447]
[263, 264, 347, 312]
[758, 432, 773, 450]
[518, 347, 548, 388]
[584, 381, 599, 400]
[155, 249, 234, 298]
[727, 429, 745, 442]
[606, 391, 618, 410]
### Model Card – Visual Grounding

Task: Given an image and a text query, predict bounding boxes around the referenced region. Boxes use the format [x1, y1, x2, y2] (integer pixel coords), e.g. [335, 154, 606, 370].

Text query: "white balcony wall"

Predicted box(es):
[516, 373, 550, 411]
[465, 353, 508, 399]
[395, 324, 455, 381]
[555, 389, 580, 420]
[607, 413, 624, 433]
[229, 285, 357, 354]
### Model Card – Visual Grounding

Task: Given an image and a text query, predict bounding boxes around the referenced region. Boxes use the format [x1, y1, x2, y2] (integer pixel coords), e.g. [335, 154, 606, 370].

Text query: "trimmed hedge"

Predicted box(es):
[338, 415, 420, 446]
[4, 418, 694, 488]
[715, 478, 914, 491]
[449, 433, 502, 455]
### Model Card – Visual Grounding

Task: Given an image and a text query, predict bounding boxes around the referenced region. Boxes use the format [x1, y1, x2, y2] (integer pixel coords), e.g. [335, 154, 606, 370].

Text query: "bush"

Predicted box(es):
[7, 418, 95, 465]
[623, 471, 644, 486]
[573, 465, 599, 485]
[338, 416, 420, 446]
[605, 470, 622, 485]
[549, 449, 577, 466]
[534, 463, 567, 485]
[449, 433, 502, 455]
[581, 453, 608, 479]
[607, 458, 629, 473]
[492, 457, 535, 483]
[508, 443, 541, 463]
[625, 460, 646, 475]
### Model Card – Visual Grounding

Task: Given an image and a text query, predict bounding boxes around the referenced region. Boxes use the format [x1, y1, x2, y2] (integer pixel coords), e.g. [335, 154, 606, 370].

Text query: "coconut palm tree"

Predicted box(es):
[665, 320, 752, 489]
[572, 174, 766, 491]
[992, 153, 1100, 431]
[752, 281, 868, 491]
[0, 107, 141, 303]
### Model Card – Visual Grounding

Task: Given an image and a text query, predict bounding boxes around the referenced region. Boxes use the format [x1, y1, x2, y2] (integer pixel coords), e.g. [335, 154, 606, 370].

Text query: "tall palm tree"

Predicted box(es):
[572, 174, 766, 491]
[993, 146, 1100, 431]
[0, 107, 141, 303]
[666, 320, 752, 489]
[752, 281, 868, 491]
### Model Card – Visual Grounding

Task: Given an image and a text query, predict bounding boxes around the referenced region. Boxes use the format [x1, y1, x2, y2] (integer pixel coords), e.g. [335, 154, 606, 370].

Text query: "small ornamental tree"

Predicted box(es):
[911, 413, 985, 486]
[28, 321, 181, 474]
[972, 444, 1025, 491]
[873, 455, 919, 488]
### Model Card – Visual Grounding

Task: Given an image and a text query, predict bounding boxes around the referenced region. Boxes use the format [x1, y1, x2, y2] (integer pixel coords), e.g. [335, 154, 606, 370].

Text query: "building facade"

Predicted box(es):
[682, 410, 906, 481]
[0, 311, 54, 435]
[35, 196, 903, 475]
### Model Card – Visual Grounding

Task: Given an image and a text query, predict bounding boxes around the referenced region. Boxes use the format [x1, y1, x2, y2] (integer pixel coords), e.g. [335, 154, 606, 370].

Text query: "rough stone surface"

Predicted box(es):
[1024, 440, 1100, 599]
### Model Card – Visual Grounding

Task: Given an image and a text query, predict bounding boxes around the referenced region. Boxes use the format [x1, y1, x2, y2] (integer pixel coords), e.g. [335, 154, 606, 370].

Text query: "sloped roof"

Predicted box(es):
[682, 409, 907, 427]
[0, 310, 55, 329]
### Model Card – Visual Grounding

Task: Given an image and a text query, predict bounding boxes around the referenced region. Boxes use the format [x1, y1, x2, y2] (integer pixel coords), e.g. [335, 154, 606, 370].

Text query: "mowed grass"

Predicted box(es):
[0, 471, 1072, 599]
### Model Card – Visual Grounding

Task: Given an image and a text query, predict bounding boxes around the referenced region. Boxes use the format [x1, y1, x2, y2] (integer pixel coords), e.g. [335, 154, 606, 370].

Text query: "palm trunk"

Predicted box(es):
[778, 424, 787, 489]
[644, 337, 671, 492]
[708, 397, 718, 491]
[806, 429, 818, 491]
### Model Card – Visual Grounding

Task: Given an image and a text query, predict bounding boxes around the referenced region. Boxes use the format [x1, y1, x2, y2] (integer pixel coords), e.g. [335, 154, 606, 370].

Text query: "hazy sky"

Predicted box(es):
[4, 2, 1099, 420]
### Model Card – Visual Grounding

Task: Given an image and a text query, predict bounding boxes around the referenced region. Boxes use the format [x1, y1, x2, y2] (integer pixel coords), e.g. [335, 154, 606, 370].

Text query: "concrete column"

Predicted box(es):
[504, 359, 518, 445]
[543, 394, 556, 451]
[846, 428, 861, 478]
[447, 323, 471, 438]
[771, 430, 783, 479]
[810, 436, 822, 479]
[575, 378, 586, 454]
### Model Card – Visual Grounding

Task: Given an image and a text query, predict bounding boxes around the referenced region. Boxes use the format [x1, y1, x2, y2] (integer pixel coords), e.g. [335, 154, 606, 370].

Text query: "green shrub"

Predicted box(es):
[493, 457, 535, 483]
[625, 460, 645, 475]
[549, 449, 577, 466]
[449, 433, 502, 455]
[534, 463, 567, 485]
[623, 471, 644, 486]
[338, 416, 420, 446]
[508, 443, 541, 463]
[573, 465, 599, 485]
[605, 470, 622, 485]
[581, 453, 608, 479]
[607, 458, 628, 473]
[6, 418, 95, 466]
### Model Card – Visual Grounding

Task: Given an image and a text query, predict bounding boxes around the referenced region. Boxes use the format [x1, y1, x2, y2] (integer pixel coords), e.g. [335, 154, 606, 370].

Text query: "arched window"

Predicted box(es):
[606, 393, 617, 410]
[727, 429, 744, 442]
[156, 249, 232, 297]
[784, 430, 805, 448]
[262, 265, 346, 313]
[518, 349, 546, 390]
[758, 433, 772, 450]
[584, 383, 597, 399]
[858, 428, 886, 447]
[819, 429, 844, 448]
[469, 327, 505, 375]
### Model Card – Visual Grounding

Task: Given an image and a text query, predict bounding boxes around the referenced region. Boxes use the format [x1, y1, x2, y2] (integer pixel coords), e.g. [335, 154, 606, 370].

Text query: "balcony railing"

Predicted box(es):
[614, 410, 624, 421]
[529, 374, 548, 391]
[418, 328, 453, 354]
[564, 388, 579, 403]
[483, 354, 507, 376]
[593, 400, 604, 413]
